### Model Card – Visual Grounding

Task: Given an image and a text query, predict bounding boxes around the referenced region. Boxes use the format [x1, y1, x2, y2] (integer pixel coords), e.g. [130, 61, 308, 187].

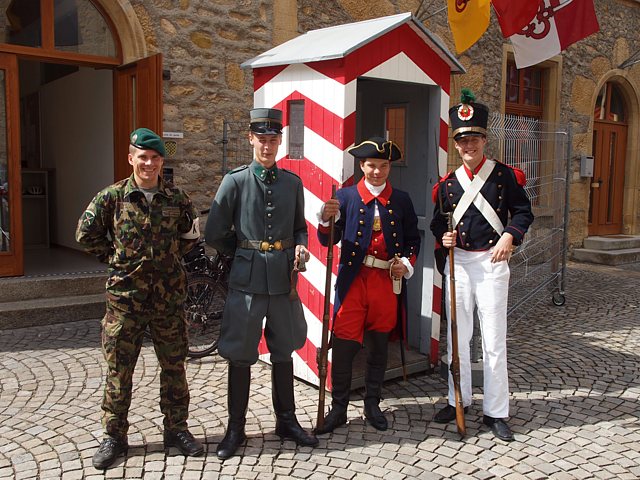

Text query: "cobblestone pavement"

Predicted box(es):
[1, 261, 639, 479]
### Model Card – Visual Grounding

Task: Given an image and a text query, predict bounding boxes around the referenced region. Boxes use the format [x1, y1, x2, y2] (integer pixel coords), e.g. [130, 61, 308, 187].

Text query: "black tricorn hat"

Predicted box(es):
[347, 136, 402, 161]
[250, 107, 283, 135]
[449, 89, 489, 140]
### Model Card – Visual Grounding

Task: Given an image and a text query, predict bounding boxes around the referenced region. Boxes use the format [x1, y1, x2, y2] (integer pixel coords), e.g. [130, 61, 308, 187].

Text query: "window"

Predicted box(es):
[0, 0, 117, 59]
[384, 104, 407, 163]
[594, 82, 626, 123]
[506, 61, 543, 118]
[503, 60, 546, 205]
[288, 100, 304, 160]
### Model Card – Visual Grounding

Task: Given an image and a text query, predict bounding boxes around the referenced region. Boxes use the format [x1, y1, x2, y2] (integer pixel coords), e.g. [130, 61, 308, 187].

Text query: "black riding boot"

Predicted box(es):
[272, 362, 319, 447]
[216, 364, 250, 460]
[315, 337, 361, 435]
[364, 331, 389, 431]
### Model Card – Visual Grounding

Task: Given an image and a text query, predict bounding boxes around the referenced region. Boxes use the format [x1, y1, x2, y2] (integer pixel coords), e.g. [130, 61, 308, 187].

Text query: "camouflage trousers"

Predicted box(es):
[101, 294, 190, 439]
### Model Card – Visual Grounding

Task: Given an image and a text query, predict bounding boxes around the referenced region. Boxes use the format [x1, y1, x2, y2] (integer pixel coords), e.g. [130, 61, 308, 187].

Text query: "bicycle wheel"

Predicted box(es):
[184, 273, 226, 358]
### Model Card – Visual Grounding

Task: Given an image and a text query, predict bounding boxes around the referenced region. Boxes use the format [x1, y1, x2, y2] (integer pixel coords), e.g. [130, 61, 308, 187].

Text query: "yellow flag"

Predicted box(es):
[447, 0, 490, 53]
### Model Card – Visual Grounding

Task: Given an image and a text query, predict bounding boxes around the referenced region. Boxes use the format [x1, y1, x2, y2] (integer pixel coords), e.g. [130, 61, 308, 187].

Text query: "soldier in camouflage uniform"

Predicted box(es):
[205, 108, 318, 460]
[76, 128, 204, 470]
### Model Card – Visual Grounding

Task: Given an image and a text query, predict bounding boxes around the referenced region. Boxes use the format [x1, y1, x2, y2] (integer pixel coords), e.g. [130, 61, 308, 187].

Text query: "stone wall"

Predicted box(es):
[126, 0, 640, 248]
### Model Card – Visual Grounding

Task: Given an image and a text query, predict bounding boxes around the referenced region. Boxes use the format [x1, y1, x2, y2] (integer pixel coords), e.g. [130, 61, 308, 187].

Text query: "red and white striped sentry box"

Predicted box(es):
[241, 13, 463, 388]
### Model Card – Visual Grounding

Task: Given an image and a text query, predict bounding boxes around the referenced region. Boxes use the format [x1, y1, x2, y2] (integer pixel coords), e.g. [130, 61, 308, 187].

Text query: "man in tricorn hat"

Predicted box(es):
[316, 136, 421, 434]
[205, 107, 318, 459]
[430, 90, 534, 441]
[77, 128, 204, 469]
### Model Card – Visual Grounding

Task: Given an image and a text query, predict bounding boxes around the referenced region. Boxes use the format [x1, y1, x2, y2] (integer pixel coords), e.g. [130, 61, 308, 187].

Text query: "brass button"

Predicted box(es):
[390, 221, 395, 226]
[459, 221, 464, 226]
[497, 208, 501, 213]
[351, 251, 356, 257]
[267, 224, 272, 229]
[395, 242, 400, 247]
[348, 261, 352, 266]
[267, 190, 272, 195]
[359, 209, 365, 214]
[452, 203, 457, 208]
[449, 193, 454, 197]
[489, 239, 493, 244]
[447, 182, 452, 186]
[359, 220, 364, 225]
[268, 236, 273, 241]
[267, 213, 272, 217]
[374, 250, 378, 255]
[392, 233, 397, 237]
[465, 243, 470, 247]
[498, 171, 503, 176]
[461, 232, 466, 236]
[357, 232, 362, 237]
[498, 184, 502, 189]
[389, 210, 393, 214]
[267, 202, 272, 206]
[498, 196, 503, 200]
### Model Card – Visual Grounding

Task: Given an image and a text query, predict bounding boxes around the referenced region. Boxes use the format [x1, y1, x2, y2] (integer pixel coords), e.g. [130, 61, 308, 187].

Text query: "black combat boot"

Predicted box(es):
[272, 361, 319, 447]
[216, 364, 250, 460]
[92, 435, 128, 470]
[314, 337, 361, 435]
[363, 331, 389, 431]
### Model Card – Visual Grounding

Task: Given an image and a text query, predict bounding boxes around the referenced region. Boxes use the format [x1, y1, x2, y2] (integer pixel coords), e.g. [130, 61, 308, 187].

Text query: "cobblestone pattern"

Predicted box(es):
[0, 262, 639, 479]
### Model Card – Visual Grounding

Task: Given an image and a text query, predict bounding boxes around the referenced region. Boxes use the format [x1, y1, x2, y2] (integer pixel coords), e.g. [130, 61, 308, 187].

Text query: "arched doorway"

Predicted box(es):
[0, 0, 160, 277]
[589, 81, 628, 236]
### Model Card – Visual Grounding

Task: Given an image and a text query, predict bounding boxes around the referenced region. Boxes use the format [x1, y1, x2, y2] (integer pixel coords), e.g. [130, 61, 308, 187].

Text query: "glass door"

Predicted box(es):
[0, 53, 22, 277]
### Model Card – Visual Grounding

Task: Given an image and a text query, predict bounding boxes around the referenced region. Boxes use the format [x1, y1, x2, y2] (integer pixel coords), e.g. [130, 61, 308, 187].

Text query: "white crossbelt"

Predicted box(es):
[453, 159, 505, 235]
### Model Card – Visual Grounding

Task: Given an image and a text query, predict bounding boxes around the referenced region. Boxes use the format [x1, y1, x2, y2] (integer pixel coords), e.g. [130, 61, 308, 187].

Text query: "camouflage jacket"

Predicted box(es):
[76, 174, 197, 300]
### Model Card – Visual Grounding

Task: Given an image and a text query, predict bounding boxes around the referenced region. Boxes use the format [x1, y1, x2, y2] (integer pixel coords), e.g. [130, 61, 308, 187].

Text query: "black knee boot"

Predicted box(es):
[272, 362, 319, 447]
[364, 331, 389, 431]
[315, 337, 361, 435]
[216, 364, 250, 460]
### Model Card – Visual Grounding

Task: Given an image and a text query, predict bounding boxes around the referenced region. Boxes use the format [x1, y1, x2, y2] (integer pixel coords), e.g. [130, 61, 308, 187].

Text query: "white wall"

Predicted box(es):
[40, 67, 113, 250]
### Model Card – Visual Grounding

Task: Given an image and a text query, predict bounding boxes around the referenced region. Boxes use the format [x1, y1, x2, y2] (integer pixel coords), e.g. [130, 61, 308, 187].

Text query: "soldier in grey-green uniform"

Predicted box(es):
[76, 128, 204, 470]
[205, 108, 318, 460]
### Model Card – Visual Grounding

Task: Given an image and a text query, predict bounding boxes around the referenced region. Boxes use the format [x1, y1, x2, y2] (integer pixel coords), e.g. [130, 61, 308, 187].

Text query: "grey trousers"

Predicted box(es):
[218, 288, 307, 366]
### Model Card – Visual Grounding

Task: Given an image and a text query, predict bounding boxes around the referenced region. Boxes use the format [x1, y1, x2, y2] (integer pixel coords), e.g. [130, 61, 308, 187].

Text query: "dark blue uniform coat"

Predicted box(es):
[431, 159, 534, 251]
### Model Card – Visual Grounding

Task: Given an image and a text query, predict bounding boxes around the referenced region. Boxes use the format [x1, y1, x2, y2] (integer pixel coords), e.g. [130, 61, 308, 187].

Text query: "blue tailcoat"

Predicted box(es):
[318, 181, 421, 335]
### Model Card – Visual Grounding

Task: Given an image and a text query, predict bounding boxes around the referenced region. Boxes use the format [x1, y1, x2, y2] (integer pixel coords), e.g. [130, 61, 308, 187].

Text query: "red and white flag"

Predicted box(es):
[509, 0, 599, 69]
[492, 0, 541, 38]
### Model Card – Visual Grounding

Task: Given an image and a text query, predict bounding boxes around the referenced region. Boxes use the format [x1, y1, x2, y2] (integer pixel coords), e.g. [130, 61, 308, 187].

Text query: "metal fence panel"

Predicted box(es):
[221, 121, 252, 174]
[486, 113, 570, 327]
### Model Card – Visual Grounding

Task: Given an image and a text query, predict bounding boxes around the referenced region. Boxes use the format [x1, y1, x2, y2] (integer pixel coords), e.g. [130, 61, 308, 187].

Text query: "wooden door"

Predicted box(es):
[0, 53, 23, 277]
[589, 122, 627, 235]
[113, 54, 163, 181]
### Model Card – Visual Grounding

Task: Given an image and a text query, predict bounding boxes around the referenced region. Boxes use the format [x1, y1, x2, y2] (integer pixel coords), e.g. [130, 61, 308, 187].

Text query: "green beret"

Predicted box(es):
[130, 128, 166, 157]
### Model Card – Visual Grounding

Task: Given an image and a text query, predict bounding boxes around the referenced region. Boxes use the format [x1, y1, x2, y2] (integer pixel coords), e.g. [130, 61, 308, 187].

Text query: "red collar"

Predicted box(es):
[463, 156, 487, 179]
[357, 178, 392, 206]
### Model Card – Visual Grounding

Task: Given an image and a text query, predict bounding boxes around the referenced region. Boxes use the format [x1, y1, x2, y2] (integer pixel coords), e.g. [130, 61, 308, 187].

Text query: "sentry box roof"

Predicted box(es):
[241, 12, 464, 74]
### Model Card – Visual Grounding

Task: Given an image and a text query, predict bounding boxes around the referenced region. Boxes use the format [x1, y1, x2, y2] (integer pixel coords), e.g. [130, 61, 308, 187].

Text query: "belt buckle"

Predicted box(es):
[273, 240, 282, 251]
[260, 241, 271, 252]
[364, 255, 374, 267]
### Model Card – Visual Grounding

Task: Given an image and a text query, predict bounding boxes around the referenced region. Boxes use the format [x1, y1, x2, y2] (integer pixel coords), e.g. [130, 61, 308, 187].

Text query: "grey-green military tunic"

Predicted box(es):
[205, 161, 308, 366]
[75, 174, 198, 439]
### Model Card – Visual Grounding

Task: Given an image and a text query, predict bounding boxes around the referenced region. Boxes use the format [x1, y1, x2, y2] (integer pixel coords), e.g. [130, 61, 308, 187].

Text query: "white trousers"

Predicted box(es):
[444, 248, 510, 418]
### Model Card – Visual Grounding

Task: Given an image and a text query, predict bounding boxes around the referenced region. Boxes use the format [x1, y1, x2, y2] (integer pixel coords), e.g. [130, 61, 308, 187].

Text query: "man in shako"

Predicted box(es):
[430, 90, 534, 441]
[316, 137, 421, 434]
[205, 108, 318, 459]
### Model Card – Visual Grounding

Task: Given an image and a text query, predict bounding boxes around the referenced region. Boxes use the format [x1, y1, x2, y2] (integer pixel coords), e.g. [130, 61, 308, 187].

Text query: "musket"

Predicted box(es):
[446, 211, 466, 438]
[435, 132, 465, 438]
[316, 185, 336, 431]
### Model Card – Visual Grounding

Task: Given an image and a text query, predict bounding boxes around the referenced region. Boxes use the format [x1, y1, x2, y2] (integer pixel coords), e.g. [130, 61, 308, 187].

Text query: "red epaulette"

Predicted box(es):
[494, 159, 527, 187]
[507, 164, 527, 187]
[431, 171, 453, 203]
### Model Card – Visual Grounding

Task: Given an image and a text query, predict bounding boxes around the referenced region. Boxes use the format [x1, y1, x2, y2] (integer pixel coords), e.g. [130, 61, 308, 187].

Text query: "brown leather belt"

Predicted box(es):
[238, 238, 295, 252]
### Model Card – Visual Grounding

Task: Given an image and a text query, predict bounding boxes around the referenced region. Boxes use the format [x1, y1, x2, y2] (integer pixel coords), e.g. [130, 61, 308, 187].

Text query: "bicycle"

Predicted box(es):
[181, 240, 231, 358]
